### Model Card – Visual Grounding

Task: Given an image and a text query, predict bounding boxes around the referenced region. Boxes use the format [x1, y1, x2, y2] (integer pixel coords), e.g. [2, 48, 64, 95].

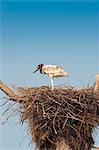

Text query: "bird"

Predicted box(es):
[33, 64, 70, 88]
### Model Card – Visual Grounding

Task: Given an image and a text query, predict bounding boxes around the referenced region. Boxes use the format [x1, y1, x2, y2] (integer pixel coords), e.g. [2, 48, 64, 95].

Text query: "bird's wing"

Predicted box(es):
[42, 65, 64, 74]
[43, 65, 57, 68]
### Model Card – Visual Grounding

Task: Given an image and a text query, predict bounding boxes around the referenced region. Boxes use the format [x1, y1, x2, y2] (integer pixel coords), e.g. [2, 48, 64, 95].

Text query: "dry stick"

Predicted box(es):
[63, 107, 85, 123]
[40, 122, 48, 129]
[62, 95, 88, 108]
[45, 106, 53, 111]
[62, 115, 68, 129]
[41, 104, 46, 119]
[53, 106, 61, 134]
[94, 73, 99, 92]
[92, 145, 99, 150]
[0, 81, 17, 98]
[4, 109, 18, 123]
[26, 97, 36, 110]
[2, 102, 16, 115]
[0, 81, 26, 103]
[47, 137, 55, 145]
[68, 113, 85, 123]
[50, 106, 84, 124]
[46, 94, 61, 105]
[62, 98, 83, 114]
[0, 99, 9, 106]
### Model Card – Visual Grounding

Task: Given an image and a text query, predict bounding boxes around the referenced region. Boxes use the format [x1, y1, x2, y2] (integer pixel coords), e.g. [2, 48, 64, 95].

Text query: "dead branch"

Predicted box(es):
[94, 73, 99, 92]
[0, 81, 25, 103]
[92, 145, 99, 150]
[0, 81, 17, 97]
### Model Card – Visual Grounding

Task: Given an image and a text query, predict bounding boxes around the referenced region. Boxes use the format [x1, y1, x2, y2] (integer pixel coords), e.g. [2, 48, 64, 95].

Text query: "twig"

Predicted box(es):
[92, 145, 99, 150]
[62, 115, 68, 129]
[53, 106, 61, 134]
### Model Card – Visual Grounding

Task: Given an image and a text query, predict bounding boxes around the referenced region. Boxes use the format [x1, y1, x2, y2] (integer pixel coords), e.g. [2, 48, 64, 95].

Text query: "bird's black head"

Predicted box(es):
[33, 64, 44, 73]
[38, 64, 44, 68]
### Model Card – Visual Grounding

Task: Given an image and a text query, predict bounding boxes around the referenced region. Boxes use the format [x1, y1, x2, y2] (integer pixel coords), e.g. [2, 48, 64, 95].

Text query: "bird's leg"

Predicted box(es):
[50, 77, 54, 89]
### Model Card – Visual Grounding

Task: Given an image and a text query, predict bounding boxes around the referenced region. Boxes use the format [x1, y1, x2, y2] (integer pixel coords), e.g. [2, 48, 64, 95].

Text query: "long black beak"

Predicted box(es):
[33, 67, 39, 73]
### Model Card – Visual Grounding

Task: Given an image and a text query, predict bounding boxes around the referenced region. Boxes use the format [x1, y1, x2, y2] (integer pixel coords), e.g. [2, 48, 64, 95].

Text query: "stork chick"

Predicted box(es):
[33, 64, 70, 88]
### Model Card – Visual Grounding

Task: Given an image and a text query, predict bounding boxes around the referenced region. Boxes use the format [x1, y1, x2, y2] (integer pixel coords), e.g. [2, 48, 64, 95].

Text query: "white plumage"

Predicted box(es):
[33, 64, 70, 88]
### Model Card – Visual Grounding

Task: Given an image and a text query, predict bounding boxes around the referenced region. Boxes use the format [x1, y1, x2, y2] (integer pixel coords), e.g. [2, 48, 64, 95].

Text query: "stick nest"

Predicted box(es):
[16, 86, 99, 150]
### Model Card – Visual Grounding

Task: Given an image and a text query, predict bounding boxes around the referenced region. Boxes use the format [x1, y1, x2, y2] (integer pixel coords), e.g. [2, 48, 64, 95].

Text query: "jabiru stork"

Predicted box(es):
[33, 64, 70, 88]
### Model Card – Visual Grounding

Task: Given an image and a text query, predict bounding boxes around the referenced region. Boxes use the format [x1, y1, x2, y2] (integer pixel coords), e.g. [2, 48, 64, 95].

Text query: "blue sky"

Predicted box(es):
[0, 0, 99, 149]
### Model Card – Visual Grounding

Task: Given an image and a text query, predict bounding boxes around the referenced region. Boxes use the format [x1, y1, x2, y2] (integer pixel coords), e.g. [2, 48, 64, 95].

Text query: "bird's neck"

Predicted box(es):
[39, 69, 42, 74]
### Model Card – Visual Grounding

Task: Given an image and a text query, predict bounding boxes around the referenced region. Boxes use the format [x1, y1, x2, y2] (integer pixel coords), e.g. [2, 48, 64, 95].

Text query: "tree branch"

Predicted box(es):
[94, 73, 99, 92]
[92, 145, 99, 150]
[0, 81, 17, 97]
[0, 81, 24, 102]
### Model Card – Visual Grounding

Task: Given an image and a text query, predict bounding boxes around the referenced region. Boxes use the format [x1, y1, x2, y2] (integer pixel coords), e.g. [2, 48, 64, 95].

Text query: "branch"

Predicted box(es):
[92, 145, 99, 150]
[94, 73, 99, 92]
[0, 81, 24, 103]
